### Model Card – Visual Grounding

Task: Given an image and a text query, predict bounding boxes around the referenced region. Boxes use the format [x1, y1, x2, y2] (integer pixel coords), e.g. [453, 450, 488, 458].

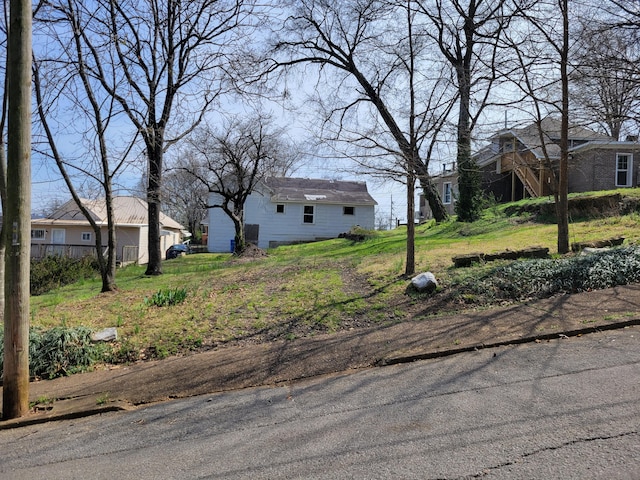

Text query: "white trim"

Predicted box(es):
[443, 182, 452, 205]
[303, 205, 315, 224]
[615, 153, 634, 187]
[51, 228, 66, 244]
[31, 228, 46, 240]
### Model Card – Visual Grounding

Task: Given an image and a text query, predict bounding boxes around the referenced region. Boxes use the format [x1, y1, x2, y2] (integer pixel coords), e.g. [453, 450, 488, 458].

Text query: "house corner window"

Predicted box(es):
[276, 203, 285, 214]
[81, 232, 92, 242]
[303, 205, 314, 224]
[443, 182, 452, 204]
[616, 153, 633, 187]
[343, 206, 355, 215]
[31, 229, 45, 240]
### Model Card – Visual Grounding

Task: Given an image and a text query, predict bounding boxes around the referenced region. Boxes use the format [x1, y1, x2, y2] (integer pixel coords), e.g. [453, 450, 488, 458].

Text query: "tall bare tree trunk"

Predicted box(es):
[405, 172, 416, 276]
[454, 59, 481, 222]
[3, 0, 32, 419]
[0, 143, 6, 324]
[145, 140, 163, 275]
[556, 0, 570, 254]
[415, 163, 448, 222]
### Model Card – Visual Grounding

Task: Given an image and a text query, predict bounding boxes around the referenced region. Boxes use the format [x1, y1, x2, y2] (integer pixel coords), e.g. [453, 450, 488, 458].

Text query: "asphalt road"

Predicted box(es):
[1, 327, 639, 479]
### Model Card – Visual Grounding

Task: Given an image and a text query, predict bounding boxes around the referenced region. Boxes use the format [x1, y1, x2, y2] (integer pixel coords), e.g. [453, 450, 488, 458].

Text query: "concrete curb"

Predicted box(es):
[0, 400, 131, 430]
[378, 318, 640, 366]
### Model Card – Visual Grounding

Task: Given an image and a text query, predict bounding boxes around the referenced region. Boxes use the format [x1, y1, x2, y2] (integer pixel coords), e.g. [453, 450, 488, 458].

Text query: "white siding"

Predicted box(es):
[207, 193, 236, 253]
[138, 226, 149, 264]
[160, 229, 181, 257]
[207, 190, 375, 252]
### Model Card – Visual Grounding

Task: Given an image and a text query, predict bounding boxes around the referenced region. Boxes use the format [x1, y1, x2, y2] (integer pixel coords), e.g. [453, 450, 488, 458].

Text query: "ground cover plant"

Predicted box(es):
[24, 189, 640, 369]
[440, 246, 640, 307]
[0, 326, 100, 379]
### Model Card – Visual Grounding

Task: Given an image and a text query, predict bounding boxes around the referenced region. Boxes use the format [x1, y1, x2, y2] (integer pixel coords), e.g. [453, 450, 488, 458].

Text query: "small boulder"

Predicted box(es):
[411, 272, 438, 293]
[91, 327, 118, 342]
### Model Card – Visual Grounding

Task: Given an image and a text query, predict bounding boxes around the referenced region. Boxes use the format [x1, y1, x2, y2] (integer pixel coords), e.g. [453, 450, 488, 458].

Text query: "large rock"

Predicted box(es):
[91, 327, 118, 342]
[411, 272, 438, 293]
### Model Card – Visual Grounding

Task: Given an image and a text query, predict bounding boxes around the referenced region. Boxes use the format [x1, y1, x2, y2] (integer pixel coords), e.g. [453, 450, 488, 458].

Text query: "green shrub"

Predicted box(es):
[31, 255, 100, 295]
[0, 326, 100, 379]
[144, 287, 188, 307]
[459, 246, 640, 302]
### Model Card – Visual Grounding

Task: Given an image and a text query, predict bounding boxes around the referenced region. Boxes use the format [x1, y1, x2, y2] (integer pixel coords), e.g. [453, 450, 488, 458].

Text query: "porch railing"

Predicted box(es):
[30, 244, 102, 260]
[30, 244, 139, 265]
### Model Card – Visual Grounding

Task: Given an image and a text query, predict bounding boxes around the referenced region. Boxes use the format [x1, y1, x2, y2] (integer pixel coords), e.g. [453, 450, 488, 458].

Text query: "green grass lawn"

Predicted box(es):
[29, 189, 640, 363]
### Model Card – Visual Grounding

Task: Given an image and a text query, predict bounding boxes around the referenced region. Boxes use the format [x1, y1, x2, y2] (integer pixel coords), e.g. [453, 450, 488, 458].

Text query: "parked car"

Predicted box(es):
[165, 243, 190, 259]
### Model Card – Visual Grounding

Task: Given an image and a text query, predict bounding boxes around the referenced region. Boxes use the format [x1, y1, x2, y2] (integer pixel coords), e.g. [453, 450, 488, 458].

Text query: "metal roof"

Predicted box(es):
[263, 177, 378, 205]
[32, 196, 184, 230]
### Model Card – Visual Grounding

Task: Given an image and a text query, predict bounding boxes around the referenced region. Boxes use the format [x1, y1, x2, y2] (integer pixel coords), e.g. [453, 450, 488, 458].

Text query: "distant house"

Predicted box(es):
[31, 196, 186, 265]
[207, 177, 377, 252]
[425, 118, 640, 217]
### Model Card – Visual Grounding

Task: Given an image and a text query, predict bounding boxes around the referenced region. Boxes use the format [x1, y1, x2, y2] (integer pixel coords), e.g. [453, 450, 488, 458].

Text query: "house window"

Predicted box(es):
[443, 182, 452, 204]
[276, 204, 285, 214]
[31, 229, 45, 240]
[81, 232, 92, 242]
[303, 205, 314, 224]
[343, 206, 355, 215]
[616, 153, 633, 187]
[51, 228, 66, 245]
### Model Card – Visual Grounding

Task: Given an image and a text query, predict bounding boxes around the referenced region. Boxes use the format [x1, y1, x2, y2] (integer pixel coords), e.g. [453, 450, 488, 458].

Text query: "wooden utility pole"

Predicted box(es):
[3, 0, 32, 420]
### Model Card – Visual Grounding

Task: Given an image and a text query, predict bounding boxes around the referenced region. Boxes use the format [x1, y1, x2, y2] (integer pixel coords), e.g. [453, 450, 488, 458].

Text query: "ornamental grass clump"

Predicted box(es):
[144, 287, 188, 307]
[0, 326, 99, 379]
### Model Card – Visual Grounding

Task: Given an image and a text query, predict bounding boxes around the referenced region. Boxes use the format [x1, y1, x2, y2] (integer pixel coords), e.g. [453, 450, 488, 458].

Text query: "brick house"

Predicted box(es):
[424, 118, 640, 218]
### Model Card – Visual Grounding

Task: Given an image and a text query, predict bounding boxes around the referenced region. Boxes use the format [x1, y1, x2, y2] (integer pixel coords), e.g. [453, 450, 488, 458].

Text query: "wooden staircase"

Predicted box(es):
[503, 151, 544, 198]
[513, 163, 542, 197]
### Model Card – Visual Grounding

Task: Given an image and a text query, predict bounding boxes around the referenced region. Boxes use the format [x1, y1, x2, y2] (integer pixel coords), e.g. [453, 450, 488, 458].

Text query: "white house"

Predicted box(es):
[207, 177, 378, 252]
[31, 196, 186, 265]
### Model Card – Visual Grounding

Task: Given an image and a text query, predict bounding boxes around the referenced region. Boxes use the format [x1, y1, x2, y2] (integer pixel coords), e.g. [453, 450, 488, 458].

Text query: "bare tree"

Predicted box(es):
[186, 115, 299, 254]
[41, 0, 252, 275]
[264, 0, 460, 274]
[162, 155, 209, 243]
[33, 0, 140, 292]
[416, 0, 513, 222]
[3, 0, 32, 420]
[605, 0, 640, 29]
[268, 1, 454, 220]
[506, 0, 574, 254]
[572, 7, 640, 140]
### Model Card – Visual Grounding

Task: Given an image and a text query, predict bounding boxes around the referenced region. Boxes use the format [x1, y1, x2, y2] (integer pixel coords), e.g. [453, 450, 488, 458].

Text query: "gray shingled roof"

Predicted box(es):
[263, 177, 377, 205]
[491, 117, 614, 159]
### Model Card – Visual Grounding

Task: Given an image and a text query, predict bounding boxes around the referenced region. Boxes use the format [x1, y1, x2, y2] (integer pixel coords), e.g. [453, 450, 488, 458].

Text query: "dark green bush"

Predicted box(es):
[1, 326, 100, 379]
[31, 255, 100, 295]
